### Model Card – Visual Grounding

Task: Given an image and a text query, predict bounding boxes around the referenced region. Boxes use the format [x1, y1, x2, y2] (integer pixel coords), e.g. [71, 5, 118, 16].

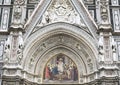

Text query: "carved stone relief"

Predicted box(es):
[113, 10, 120, 30]
[111, 37, 117, 61]
[98, 33, 104, 62]
[0, 41, 4, 60]
[14, 7, 22, 20]
[100, 0, 109, 23]
[87, 59, 93, 72]
[3, 31, 24, 64]
[118, 42, 120, 60]
[17, 32, 24, 64]
[3, 36, 11, 64]
[12, 0, 25, 26]
[28, 34, 94, 74]
[1, 8, 9, 30]
[37, 0, 86, 27]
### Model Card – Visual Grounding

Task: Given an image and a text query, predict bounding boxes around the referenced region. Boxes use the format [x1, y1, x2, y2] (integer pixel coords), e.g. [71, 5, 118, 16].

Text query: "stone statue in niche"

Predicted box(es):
[0, 42, 4, 58]
[111, 37, 117, 61]
[2, 10, 8, 30]
[17, 32, 24, 64]
[38, 0, 85, 27]
[98, 34, 104, 62]
[114, 10, 119, 30]
[44, 54, 78, 82]
[3, 37, 11, 63]
[118, 43, 120, 58]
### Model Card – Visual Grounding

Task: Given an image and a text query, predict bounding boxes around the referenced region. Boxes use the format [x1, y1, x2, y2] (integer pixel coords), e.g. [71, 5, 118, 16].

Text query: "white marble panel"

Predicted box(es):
[3, 0, 11, 5]
[0, 0, 3, 5]
[0, 41, 4, 60]
[89, 10, 95, 19]
[28, 9, 34, 18]
[0, 8, 10, 31]
[111, 0, 119, 6]
[112, 9, 120, 31]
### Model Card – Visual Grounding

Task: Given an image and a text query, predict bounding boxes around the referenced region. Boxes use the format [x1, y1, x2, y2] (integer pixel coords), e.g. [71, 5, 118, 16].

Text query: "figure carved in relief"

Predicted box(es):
[98, 34, 104, 62]
[100, 0, 108, 22]
[114, 11, 119, 30]
[3, 37, 11, 63]
[118, 43, 120, 58]
[13, 0, 25, 24]
[111, 37, 117, 61]
[17, 32, 24, 64]
[39, 0, 85, 27]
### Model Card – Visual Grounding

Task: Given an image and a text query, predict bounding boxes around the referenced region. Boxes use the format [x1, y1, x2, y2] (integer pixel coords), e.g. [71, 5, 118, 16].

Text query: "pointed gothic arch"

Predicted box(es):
[23, 0, 98, 42]
[22, 23, 98, 84]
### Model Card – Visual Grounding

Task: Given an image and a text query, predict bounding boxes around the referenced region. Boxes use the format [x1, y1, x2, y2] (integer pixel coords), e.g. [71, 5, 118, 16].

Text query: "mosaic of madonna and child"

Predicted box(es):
[44, 54, 78, 81]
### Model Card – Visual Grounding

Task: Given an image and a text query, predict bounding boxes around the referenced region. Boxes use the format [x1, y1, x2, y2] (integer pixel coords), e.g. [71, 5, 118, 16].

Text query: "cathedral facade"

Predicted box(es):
[0, 0, 120, 85]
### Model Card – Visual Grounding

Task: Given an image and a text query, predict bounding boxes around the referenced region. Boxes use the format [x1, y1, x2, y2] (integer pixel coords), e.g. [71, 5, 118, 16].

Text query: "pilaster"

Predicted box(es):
[98, 0, 119, 85]
[2, 0, 25, 84]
